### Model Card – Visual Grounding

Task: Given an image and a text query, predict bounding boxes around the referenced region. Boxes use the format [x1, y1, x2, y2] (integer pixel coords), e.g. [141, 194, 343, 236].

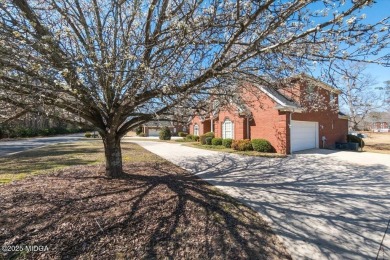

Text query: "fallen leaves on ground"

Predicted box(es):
[0, 162, 290, 259]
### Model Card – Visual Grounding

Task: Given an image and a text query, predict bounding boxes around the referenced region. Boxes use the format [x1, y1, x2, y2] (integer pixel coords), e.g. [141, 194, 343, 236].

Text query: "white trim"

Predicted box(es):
[338, 115, 349, 120]
[193, 124, 199, 136]
[259, 86, 286, 106]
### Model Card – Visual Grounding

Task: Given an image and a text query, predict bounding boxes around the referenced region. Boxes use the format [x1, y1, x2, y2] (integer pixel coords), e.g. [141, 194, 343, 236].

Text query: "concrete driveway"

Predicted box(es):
[0, 134, 84, 157]
[130, 141, 390, 260]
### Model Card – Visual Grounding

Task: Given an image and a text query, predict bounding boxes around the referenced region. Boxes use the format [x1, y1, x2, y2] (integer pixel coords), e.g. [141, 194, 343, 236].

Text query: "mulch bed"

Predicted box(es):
[0, 162, 290, 259]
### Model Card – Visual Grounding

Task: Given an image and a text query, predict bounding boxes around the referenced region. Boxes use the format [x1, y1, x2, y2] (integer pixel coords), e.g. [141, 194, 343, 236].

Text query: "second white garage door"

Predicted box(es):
[148, 129, 160, 136]
[291, 120, 318, 152]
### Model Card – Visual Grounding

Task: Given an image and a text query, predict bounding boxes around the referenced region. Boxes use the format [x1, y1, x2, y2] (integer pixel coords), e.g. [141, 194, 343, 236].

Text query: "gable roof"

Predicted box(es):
[292, 73, 342, 94]
[255, 74, 342, 112]
[142, 120, 173, 127]
[257, 85, 303, 112]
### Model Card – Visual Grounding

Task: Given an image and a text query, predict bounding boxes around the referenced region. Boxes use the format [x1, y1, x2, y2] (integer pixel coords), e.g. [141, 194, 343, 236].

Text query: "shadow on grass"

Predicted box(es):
[0, 142, 104, 184]
[0, 162, 290, 259]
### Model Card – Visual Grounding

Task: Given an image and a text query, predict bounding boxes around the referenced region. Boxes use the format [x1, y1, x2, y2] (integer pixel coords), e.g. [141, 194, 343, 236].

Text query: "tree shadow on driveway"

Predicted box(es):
[177, 153, 390, 260]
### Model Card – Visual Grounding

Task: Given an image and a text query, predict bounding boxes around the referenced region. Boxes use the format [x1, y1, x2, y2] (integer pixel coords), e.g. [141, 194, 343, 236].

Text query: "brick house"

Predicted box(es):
[350, 112, 390, 132]
[368, 112, 390, 132]
[189, 75, 348, 154]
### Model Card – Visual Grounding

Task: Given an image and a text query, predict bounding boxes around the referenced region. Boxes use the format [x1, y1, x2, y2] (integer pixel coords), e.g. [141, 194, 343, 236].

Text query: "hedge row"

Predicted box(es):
[198, 135, 273, 153]
[185, 134, 199, 141]
[0, 126, 85, 139]
[200, 132, 215, 145]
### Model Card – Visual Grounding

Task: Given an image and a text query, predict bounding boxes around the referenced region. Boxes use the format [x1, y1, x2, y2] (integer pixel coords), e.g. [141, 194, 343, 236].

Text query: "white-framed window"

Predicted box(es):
[305, 84, 315, 102]
[222, 119, 234, 139]
[194, 124, 199, 136]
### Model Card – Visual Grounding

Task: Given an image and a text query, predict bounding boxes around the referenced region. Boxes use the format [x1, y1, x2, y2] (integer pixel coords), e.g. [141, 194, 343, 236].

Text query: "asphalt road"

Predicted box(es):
[0, 134, 84, 157]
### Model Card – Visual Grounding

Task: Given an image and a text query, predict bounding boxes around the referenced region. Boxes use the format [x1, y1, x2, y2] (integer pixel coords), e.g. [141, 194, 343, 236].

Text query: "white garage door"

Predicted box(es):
[148, 129, 160, 136]
[291, 120, 318, 152]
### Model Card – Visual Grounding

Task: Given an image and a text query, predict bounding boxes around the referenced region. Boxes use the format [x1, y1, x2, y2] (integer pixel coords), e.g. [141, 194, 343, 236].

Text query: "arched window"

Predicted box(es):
[194, 124, 199, 136]
[222, 119, 233, 139]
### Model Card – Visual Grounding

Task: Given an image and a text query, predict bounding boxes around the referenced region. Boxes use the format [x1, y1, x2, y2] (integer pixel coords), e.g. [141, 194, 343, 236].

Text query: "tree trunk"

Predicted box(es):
[103, 135, 123, 178]
[351, 120, 359, 131]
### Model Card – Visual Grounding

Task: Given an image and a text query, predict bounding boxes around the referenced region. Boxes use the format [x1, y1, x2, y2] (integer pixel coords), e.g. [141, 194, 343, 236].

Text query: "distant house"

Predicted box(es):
[361, 112, 390, 132]
[371, 122, 389, 132]
[369, 112, 390, 132]
[189, 75, 348, 154]
[142, 120, 187, 137]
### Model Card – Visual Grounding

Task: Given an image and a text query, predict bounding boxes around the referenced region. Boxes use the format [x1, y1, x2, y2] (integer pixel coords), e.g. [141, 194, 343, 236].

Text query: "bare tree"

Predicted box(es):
[326, 62, 382, 130]
[383, 80, 390, 110]
[0, 0, 389, 177]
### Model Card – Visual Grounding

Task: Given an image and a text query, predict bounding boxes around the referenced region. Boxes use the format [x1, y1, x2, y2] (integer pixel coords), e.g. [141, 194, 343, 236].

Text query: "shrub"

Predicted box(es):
[178, 132, 188, 137]
[159, 126, 171, 140]
[135, 126, 143, 135]
[200, 132, 215, 145]
[138, 133, 146, 137]
[347, 134, 365, 148]
[211, 138, 223, 146]
[205, 137, 213, 145]
[85, 132, 92, 138]
[251, 139, 273, 152]
[51, 127, 66, 135]
[38, 128, 50, 136]
[222, 138, 233, 148]
[48, 128, 57, 135]
[16, 127, 28, 137]
[186, 134, 194, 141]
[232, 139, 253, 151]
[193, 135, 200, 142]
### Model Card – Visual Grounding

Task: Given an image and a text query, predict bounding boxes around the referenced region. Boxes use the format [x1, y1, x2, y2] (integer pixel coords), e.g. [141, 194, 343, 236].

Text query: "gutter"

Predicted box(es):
[275, 105, 304, 113]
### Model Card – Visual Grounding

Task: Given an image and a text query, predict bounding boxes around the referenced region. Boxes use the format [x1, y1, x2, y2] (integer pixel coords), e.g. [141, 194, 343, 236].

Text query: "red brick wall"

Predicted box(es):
[189, 115, 201, 135]
[189, 81, 348, 154]
[372, 122, 389, 129]
[214, 109, 246, 140]
[189, 115, 212, 136]
[214, 89, 289, 154]
[248, 100, 289, 154]
[291, 86, 348, 149]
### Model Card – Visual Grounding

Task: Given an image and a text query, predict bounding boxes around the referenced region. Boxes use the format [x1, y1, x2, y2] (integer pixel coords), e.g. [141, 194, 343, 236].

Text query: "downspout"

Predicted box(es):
[246, 116, 250, 139]
[289, 111, 293, 155]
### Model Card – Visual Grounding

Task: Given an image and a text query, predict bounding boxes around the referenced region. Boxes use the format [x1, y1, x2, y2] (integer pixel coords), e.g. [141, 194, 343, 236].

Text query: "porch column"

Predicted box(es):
[211, 118, 214, 132]
[246, 116, 250, 139]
